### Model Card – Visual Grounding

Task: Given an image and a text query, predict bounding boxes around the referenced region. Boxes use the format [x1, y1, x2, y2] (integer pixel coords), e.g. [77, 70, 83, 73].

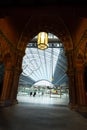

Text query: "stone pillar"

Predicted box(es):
[75, 65, 87, 112]
[0, 61, 14, 106]
[67, 70, 77, 109]
[10, 54, 22, 105]
[66, 50, 77, 110]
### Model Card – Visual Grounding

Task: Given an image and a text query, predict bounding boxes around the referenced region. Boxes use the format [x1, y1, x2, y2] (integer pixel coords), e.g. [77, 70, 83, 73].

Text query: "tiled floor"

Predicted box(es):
[0, 101, 87, 130]
[0, 93, 87, 130]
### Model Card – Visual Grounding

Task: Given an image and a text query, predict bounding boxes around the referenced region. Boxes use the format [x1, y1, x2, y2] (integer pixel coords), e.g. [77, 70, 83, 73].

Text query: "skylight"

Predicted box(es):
[19, 33, 68, 87]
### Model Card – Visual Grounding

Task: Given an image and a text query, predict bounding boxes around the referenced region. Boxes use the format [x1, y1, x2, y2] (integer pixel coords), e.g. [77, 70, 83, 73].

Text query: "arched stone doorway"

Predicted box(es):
[0, 9, 87, 112]
[17, 15, 75, 108]
[17, 32, 69, 105]
[2, 14, 85, 111]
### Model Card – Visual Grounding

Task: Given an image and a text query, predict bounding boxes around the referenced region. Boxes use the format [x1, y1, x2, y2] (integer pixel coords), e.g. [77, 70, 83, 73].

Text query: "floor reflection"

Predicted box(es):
[17, 93, 69, 105]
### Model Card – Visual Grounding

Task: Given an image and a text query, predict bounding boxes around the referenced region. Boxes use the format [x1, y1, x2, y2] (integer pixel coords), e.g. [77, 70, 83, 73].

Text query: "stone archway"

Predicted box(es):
[16, 15, 75, 107]
[17, 15, 73, 51]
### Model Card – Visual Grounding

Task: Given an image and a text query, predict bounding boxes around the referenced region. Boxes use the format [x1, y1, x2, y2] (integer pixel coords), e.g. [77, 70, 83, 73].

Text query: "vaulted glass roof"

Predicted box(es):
[19, 33, 68, 87]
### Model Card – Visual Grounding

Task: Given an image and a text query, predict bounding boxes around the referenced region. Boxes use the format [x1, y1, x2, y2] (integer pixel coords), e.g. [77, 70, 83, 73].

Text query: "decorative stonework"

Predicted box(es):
[17, 15, 73, 52]
[0, 30, 15, 65]
[75, 29, 87, 65]
[0, 30, 14, 52]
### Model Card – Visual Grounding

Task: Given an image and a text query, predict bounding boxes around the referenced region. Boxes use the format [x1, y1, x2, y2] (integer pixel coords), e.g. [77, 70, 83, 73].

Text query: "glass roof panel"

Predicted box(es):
[19, 33, 68, 87]
[22, 47, 60, 82]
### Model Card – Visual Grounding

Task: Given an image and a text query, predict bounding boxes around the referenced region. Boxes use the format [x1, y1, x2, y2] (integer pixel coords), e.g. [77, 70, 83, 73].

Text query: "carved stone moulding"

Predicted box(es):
[17, 15, 73, 52]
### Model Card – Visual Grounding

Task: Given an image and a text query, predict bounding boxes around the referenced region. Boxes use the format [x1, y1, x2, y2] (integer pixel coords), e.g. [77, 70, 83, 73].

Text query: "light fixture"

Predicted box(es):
[37, 32, 48, 50]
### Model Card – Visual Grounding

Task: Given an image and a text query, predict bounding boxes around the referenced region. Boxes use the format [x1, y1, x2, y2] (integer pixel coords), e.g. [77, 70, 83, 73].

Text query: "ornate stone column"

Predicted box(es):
[75, 65, 87, 112]
[10, 54, 22, 105]
[66, 50, 77, 110]
[0, 60, 14, 106]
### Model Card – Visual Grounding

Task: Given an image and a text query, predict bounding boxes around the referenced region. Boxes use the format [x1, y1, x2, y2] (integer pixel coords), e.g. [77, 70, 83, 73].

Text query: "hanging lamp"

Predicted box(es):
[37, 32, 48, 50]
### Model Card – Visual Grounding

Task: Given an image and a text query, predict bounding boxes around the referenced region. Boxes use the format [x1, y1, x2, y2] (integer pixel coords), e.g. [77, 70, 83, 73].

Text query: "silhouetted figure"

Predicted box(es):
[33, 92, 36, 97]
[30, 92, 32, 96]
